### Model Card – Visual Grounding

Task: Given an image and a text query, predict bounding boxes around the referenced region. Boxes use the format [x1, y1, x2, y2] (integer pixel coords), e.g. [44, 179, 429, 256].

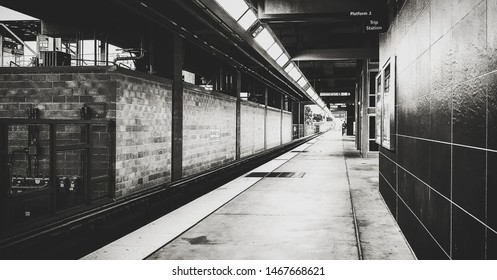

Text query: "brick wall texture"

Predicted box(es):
[240, 100, 265, 158]
[0, 68, 116, 119]
[182, 84, 236, 177]
[113, 73, 172, 197]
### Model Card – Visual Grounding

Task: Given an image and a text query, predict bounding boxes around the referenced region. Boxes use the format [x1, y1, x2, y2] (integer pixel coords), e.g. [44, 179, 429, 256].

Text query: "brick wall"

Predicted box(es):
[0, 67, 173, 199]
[379, 0, 497, 259]
[240, 100, 265, 158]
[265, 107, 282, 149]
[182, 84, 236, 177]
[1, 67, 297, 202]
[282, 111, 292, 144]
[0, 67, 116, 120]
[112, 72, 172, 197]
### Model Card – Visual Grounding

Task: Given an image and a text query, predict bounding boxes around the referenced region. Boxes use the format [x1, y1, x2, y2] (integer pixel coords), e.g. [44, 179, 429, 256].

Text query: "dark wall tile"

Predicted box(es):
[430, 87, 452, 142]
[414, 139, 431, 184]
[453, 146, 486, 221]
[429, 142, 451, 197]
[398, 103, 408, 135]
[398, 136, 415, 172]
[488, 72, 497, 151]
[379, 138, 397, 159]
[380, 153, 396, 187]
[452, 77, 487, 148]
[453, 2, 489, 84]
[406, 100, 417, 137]
[488, 152, 497, 230]
[379, 175, 397, 217]
[413, 95, 431, 139]
[427, 189, 451, 253]
[452, 206, 486, 260]
[398, 201, 449, 260]
[397, 200, 417, 254]
[413, 179, 430, 226]
[398, 168, 415, 211]
[488, 230, 497, 260]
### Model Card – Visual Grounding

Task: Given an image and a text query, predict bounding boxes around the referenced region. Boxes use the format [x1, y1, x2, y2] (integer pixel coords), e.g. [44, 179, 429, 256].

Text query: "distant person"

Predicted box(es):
[342, 122, 347, 135]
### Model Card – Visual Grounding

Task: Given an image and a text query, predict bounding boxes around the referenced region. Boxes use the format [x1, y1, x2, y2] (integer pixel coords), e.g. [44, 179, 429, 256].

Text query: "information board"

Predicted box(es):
[375, 56, 396, 150]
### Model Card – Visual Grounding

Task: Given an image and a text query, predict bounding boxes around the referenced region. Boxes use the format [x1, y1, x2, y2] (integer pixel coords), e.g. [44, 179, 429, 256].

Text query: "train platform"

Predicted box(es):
[82, 131, 415, 260]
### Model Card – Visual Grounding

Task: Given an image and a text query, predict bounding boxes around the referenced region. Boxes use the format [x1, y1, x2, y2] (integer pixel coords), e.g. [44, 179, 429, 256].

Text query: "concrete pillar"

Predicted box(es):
[360, 60, 370, 156]
[171, 35, 184, 181]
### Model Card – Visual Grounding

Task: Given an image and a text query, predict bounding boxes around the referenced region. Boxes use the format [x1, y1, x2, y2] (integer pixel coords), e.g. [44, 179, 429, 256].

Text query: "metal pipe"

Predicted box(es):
[112, 38, 146, 65]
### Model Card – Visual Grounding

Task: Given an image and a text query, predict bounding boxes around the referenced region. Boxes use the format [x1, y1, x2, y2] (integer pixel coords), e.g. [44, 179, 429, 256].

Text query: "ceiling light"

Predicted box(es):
[297, 77, 307, 88]
[267, 43, 283, 60]
[238, 9, 257, 30]
[285, 63, 294, 73]
[276, 53, 289, 67]
[253, 27, 275, 51]
[288, 67, 301, 81]
[215, 0, 249, 20]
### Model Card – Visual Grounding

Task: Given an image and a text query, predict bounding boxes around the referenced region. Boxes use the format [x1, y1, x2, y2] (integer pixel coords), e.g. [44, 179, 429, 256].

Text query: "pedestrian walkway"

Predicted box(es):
[145, 131, 414, 260]
[82, 131, 414, 260]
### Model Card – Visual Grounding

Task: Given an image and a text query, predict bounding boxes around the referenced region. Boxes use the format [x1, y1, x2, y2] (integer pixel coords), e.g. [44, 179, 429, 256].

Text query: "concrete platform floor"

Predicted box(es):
[146, 131, 415, 260]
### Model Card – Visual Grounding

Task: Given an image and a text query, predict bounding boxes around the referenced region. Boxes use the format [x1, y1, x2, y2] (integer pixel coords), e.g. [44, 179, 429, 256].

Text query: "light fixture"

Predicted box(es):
[288, 67, 301, 81]
[253, 27, 275, 51]
[297, 77, 307, 88]
[267, 43, 283, 60]
[215, 0, 249, 20]
[238, 9, 257, 30]
[285, 63, 294, 73]
[276, 53, 289, 67]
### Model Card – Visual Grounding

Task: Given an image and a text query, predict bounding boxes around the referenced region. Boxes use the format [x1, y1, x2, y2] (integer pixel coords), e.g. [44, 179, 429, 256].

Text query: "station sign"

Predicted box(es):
[349, 10, 385, 32]
[320, 92, 351, 97]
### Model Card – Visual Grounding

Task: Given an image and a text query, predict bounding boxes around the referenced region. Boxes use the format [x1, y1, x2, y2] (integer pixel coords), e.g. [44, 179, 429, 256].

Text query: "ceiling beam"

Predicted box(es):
[292, 48, 378, 61]
[262, 0, 383, 15]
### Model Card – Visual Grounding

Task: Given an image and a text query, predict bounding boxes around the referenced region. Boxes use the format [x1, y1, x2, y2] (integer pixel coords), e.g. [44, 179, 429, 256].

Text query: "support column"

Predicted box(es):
[234, 70, 241, 160]
[171, 36, 184, 181]
[0, 34, 3, 67]
[299, 102, 306, 138]
[280, 94, 284, 145]
[264, 87, 268, 149]
[297, 101, 302, 138]
[360, 60, 370, 156]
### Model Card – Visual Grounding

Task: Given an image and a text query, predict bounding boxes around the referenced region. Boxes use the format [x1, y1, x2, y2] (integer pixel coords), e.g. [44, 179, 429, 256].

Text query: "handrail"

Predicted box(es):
[9, 61, 20, 67]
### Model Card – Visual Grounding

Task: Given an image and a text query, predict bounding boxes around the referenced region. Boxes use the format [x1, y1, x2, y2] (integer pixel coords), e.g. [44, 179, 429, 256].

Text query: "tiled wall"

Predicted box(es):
[240, 100, 265, 158]
[379, 0, 497, 259]
[182, 84, 237, 177]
